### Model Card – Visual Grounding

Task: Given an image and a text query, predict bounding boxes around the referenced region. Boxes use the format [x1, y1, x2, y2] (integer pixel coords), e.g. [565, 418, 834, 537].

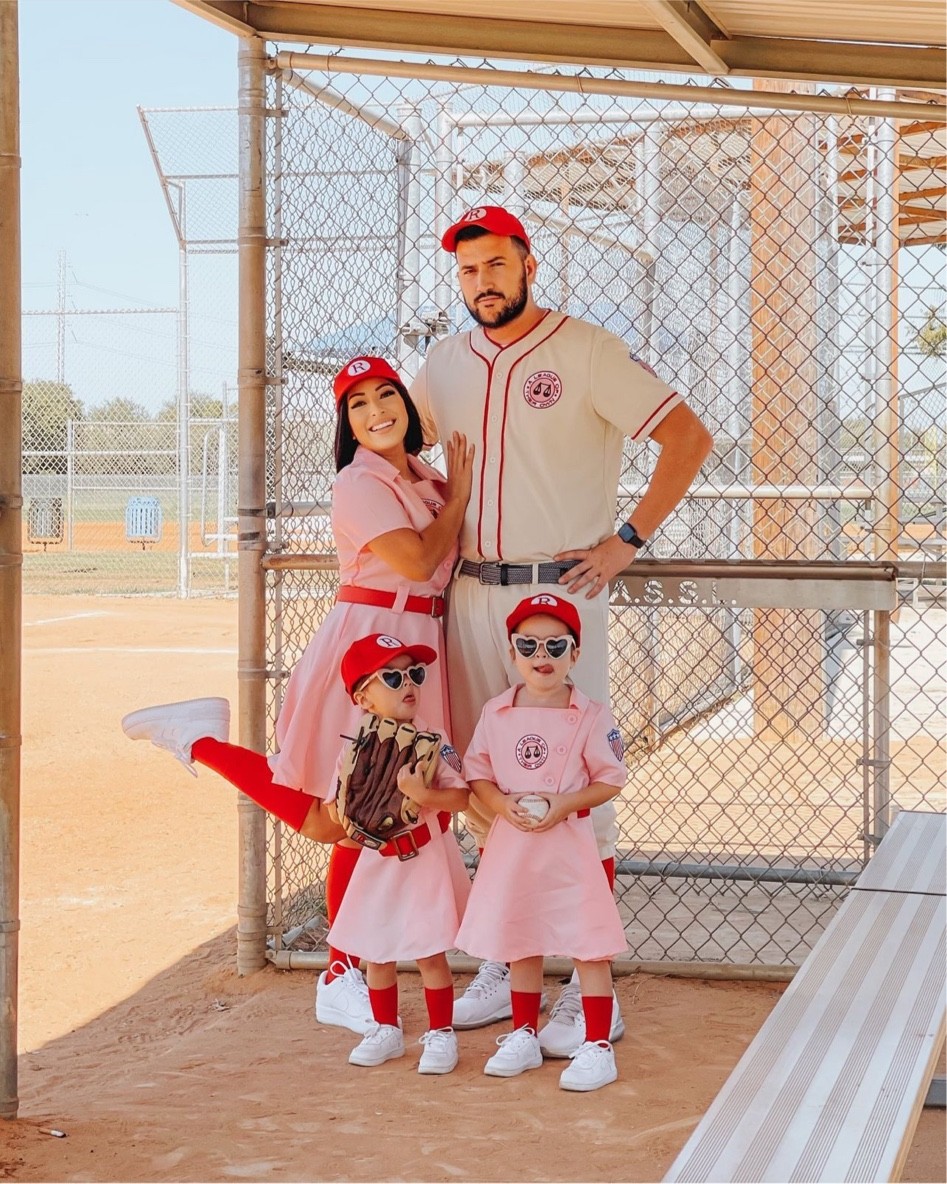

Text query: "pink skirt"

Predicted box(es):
[455, 812, 627, 963]
[268, 601, 449, 799]
[328, 814, 471, 962]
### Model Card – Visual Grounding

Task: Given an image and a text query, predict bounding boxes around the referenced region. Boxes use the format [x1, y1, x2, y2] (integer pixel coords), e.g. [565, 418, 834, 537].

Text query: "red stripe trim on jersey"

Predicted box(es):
[633, 390, 681, 441]
[468, 335, 494, 559]
[494, 314, 571, 559]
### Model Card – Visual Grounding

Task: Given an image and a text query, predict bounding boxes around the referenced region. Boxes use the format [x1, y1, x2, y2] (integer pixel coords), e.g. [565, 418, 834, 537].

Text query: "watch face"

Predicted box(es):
[619, 523, 644, 547]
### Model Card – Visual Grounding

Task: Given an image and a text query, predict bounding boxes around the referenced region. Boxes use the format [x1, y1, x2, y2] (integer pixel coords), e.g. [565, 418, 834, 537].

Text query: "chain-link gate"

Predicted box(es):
[254, 54, 945, 969]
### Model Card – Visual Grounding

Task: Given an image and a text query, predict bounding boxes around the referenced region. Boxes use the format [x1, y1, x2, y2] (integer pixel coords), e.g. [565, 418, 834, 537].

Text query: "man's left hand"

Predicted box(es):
[556, 534, 637, 599]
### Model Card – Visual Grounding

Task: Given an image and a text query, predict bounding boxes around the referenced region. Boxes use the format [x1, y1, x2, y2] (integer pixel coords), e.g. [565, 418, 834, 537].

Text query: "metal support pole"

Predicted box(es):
[433, 104, 453, 325]
[236, 35, 269, 975]
[872, 608, 892, 842]
[277, 51, 947, 123]
[396, 103, 422, 376]
[65, 417, 74, 551]
[873, 89, 901, 565]
[0, 0, 21, 1122]
[176, 215, 191, 598]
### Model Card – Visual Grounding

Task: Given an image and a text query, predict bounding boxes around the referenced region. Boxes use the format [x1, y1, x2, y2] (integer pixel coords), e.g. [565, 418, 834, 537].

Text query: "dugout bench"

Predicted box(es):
[663, 809, 947, 1184]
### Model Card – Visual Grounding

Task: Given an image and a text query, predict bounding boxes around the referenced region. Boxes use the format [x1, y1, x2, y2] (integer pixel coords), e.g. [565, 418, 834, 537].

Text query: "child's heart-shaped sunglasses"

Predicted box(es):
[511, 633, 577, 660]
[365, 664, 428, 691]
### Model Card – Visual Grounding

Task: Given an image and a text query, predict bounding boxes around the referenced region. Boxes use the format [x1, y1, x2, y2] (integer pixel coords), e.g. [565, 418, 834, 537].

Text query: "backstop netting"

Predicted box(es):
[255, 56, 944, 967]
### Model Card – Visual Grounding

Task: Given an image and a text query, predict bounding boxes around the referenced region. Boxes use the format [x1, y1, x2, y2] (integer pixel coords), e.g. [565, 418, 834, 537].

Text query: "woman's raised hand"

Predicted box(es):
[442, 432, 474, 509]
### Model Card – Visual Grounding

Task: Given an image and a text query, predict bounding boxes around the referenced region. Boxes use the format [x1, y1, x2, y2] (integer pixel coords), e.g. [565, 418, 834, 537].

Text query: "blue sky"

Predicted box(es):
[21, 0, 235, 310]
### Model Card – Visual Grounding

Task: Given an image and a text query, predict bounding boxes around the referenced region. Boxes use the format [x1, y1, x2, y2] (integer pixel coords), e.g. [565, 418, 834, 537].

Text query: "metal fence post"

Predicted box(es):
[0, 0, 21, 1122]
[177, 195, 191, 599]
[236, 34, 269, 975]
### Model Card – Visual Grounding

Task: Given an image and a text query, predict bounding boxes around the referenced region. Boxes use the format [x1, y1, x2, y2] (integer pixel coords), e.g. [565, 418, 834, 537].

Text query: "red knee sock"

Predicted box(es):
[510, 990, 542, 1034]
[369, 984, 399, 1027]
[582, 994, 613, 1044]
[424, 986, 454, 1031]
[191, 737, 315, 831]
[601, 856, 615, 891]
[325, 843, 362, 983]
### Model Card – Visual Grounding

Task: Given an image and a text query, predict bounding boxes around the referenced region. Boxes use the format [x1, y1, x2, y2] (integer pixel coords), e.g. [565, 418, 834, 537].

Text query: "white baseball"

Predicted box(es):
[517, 793, 550, 823]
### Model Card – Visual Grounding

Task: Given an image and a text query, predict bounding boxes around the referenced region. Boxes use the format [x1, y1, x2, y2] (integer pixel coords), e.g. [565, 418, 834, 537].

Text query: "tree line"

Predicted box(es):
[22, 381, 229, 475]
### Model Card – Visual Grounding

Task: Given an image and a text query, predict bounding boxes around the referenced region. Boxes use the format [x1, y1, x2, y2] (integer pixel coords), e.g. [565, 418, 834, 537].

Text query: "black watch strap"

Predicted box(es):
[617, 521, 647, 549]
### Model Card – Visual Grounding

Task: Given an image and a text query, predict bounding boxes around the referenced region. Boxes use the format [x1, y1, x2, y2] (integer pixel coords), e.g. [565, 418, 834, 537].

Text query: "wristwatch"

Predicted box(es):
[617, 521, 647, 549]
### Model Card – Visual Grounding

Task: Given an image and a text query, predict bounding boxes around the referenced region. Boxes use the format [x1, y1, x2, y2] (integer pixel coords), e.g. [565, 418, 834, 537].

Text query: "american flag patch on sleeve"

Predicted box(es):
[606, 728, 625, 761]
[440, 743, 463, 773]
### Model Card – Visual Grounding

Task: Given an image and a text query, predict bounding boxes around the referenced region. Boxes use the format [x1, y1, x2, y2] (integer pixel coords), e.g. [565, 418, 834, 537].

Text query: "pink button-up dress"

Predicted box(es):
[268, 447, 457, 798]
[455, 686, 628, 962]
[326, 732, 471, 963]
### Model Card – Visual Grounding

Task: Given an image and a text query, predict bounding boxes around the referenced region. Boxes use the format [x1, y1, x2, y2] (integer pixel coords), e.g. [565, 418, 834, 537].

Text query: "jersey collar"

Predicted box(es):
[471, 309, 566, 360]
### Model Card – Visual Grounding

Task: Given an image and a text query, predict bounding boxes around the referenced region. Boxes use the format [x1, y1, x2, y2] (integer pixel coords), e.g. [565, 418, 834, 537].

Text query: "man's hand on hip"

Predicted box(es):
[555, 535, 638, 599]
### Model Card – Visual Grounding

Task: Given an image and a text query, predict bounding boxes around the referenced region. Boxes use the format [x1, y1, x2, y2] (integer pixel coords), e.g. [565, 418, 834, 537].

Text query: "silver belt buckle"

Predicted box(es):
[478, 562, 500, 585]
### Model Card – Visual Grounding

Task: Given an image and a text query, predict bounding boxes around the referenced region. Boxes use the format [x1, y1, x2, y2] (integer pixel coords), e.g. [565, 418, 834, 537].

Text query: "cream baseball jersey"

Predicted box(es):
[411, 310, 681, 563]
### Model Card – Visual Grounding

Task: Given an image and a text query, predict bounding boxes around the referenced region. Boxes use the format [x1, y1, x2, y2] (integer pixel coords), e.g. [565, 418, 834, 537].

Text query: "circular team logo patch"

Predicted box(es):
[515, 734, 548, 770]
[376, 635, 402, 649]
[347, 358, 372, 377]
[523, 371, 562, 409]
[462, 206, 487, 222]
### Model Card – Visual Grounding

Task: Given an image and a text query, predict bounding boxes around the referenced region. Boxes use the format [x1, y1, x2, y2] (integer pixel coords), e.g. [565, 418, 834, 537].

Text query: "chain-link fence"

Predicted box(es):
[21, 109, 242, 597]
[247, 56, 945, 968]
[22, 404, 237, 595]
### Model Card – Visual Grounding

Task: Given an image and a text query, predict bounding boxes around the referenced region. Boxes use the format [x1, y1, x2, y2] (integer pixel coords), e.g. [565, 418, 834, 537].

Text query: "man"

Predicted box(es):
[410, 205, 713, 1056]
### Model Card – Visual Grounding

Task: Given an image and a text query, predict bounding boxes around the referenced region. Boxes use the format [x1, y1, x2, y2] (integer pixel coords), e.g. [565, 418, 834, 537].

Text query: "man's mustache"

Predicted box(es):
[476, 291, 504, 302]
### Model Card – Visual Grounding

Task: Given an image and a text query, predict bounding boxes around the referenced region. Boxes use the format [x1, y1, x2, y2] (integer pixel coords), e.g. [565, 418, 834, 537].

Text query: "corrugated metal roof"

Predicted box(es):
[175, 0, 947, 88]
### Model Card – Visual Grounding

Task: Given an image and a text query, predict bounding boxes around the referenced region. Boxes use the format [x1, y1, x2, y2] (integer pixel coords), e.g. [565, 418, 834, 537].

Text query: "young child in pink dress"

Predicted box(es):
[327, 633, 471, 1075]
[122, 356, 473, 1036]
[454, 593, 628, 1093]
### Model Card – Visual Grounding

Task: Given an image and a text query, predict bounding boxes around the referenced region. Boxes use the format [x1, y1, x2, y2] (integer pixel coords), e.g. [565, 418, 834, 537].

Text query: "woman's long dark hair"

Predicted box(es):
[333, 380, 425, 472]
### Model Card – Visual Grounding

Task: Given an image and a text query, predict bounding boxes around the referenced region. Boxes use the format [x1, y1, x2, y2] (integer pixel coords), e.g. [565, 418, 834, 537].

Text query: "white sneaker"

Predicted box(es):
[453, 961, 512, 1029]
[121, 697, 230, 775]
[315, 963, 374, 1035]
[348, 1022, 405, 1067]
[417, 1028, 459, 1075]
[559, 1040, 618, 1092]
[483, 1027, 544, 1078]
[538, 982, 625, 1058]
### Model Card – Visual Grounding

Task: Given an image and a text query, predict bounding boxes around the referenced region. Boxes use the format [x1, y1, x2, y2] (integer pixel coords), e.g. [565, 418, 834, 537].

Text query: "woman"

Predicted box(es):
[122, 355, 473, 1034]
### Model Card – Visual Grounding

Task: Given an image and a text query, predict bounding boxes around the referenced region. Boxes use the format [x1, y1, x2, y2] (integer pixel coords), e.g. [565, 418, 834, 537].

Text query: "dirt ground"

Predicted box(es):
[2, 594, 944, 1183]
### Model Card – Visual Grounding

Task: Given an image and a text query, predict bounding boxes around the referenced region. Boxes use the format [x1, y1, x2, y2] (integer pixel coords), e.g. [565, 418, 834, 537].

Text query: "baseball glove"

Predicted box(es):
[335, 713, 442, 849]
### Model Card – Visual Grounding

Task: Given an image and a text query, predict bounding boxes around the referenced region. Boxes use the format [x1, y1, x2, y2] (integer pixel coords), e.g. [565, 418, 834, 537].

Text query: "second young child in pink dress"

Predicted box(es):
[455, 593, 628, 1093]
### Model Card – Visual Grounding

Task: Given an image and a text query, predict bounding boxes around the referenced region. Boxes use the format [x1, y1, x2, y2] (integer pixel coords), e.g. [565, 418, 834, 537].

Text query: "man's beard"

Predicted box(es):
[465, 272, 529, 329]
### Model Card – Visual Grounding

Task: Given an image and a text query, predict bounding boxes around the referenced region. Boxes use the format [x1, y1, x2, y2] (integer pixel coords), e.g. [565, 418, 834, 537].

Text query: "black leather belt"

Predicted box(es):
[458, 559, 580, 586]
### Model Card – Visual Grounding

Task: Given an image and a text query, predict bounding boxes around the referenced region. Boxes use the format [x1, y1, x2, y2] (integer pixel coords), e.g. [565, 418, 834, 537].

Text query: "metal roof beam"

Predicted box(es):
[639, 1, 731, 76]
[172, 2, 947, 90]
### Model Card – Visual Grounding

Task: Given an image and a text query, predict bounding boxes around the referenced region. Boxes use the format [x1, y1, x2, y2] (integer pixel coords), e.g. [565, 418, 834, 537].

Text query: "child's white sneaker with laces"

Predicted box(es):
[121, 697, 230, 774]
[483, 1027, 543, 1078]
[538, 979, 625, 1057]
[559, 1039, 618, 1092]
[315, 963, 374, 1034]
[348, 1021, 405, 1066]
[417, 1027, 458, 1075]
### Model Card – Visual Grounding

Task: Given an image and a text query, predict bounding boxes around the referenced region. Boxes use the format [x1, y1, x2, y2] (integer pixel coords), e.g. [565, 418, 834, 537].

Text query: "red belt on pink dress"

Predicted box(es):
[378, 811, 452, 861]
[337, 584, 445, 619]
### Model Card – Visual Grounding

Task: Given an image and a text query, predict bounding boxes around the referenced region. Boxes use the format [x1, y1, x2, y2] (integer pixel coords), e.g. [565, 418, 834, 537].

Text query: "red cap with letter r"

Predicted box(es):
[441, 205, 531, 253]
